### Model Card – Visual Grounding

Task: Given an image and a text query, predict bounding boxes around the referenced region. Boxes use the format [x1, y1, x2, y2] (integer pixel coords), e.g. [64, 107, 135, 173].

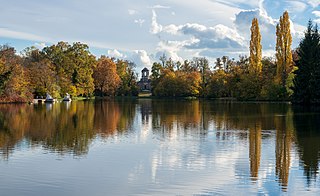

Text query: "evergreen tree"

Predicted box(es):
[292, 20, 319, 104]
[249, 18, 262, 74]
[310, 24, 320, 103]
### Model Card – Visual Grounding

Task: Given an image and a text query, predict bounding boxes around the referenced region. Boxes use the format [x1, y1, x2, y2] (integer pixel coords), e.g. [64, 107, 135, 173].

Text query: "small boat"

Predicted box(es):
[63, 93, 72, 102]
[44, 93, 55, 103]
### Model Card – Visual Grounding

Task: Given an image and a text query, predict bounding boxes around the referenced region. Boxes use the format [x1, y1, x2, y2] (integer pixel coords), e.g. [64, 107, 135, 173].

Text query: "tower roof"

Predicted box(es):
[142, 67, 149, 72]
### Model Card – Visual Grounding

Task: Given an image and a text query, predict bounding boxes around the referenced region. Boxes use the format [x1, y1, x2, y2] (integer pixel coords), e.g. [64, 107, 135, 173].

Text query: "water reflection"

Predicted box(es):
[93, 100, 136, 136]
[275, 109, 294, 189]
[293, 106, 320, 185]
[249, 122, 261, 180]
[0, 100, 319, 193]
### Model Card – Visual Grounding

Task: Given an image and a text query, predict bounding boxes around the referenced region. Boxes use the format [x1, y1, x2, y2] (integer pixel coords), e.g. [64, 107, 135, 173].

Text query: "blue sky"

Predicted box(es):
[0, 0, 319, 70]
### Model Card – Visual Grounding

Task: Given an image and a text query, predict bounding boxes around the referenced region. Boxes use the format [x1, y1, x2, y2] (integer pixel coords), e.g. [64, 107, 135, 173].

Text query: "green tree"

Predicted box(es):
[150, 62, 163, 94]
[292, 21, 320, 104]
[115, 60, 138, 96]
[42, 42, 96, 97]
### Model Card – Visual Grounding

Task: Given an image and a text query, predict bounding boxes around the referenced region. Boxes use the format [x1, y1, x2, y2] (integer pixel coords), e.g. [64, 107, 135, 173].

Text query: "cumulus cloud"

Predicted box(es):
[150, 9, 246, 59]
[177, 23, 246, 49]
[234, 6, 304, 51]
[106, 49, 152, 69]
[155, 40, 190, 62]
[130, 50, 153, 68]
[149, 2, 305, 60]
[234, 8, 277, 50]
[107, 49, 126, 58]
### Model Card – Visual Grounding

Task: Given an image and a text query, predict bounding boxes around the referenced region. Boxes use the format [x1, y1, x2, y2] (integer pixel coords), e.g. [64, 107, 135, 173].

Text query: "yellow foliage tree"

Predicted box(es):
[93, 56, 120, 96]
[249, 18, 262, 74]
[275, 11, 293, 87]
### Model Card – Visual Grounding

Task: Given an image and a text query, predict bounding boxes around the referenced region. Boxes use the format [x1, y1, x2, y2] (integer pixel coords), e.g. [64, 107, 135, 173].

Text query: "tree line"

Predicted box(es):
[0, 11, 319, 104]
[0, 42, 139, 102]
[151, 11, 320, 104]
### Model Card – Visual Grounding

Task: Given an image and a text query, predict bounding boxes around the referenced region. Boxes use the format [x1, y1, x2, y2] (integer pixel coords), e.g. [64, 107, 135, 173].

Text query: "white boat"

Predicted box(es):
[63, 93, 72, 102]
[44, 93, 55, 103]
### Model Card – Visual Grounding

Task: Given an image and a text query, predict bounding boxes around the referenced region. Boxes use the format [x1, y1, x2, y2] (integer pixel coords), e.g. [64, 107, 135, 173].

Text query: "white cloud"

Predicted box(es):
[150, 10, 163, 34]
[290, 21, 305, 39]
[312, 10, 320, 24]
[106, 49, 152, 69]
[285, 1, 308, 13]
[107, 49, 126, 58]
[134, 19, 145, 26]
[34, 42, 47, 49]
[214, 0, 261, 9]
[155, 40, 189, 62]
[181, 23, 246, 49]
[312, 11, 320, 17]
[128, 9, 138, 15]
[306, 0, 320, 7]
[234, 9, 277, 50]
[150, 5, 171, 9]
[162, 22, 246, 49]
[130, 50, 153, 68]
[150, 9, 246, 59]
[0, 28, 52, 42]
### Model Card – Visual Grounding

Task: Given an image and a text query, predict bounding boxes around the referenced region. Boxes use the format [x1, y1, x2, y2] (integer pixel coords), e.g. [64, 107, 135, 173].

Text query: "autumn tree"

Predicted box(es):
[275, 11, 293, 89]
[22, 47, 59, 97]
[192, 57, 210, 97]
[93, 56, 120, 96]
[207, 69, 228, 98]
[0, 58, 11, 96]
[152, 57, 201, 97]
[0, 45, 32, 102]
[249, 18, 262, 74]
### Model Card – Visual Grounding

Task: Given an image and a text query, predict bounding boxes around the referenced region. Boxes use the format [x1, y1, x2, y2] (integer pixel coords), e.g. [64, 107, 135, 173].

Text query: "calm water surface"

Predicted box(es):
[0, 99, 320, 195]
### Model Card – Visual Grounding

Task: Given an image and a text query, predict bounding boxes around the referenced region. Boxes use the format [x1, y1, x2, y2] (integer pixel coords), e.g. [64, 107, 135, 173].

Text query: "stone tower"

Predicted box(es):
[138, 67, 151, 91]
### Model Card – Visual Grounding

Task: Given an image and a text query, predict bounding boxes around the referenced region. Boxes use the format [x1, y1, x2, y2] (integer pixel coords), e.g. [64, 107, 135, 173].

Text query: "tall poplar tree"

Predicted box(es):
[275, 11, 293, 88]
[249, 18, 262, 74]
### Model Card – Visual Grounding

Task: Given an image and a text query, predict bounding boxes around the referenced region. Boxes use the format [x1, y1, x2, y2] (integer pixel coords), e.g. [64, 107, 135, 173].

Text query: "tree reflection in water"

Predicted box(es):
[0, 100, 319, 189]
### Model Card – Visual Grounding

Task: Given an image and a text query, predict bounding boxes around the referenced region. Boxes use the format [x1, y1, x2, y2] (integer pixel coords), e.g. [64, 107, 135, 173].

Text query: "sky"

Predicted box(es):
[0, 0, 319, 71]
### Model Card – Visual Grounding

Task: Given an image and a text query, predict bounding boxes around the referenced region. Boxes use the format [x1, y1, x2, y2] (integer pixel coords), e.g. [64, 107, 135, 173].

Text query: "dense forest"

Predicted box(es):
[0, 11, 319, 104]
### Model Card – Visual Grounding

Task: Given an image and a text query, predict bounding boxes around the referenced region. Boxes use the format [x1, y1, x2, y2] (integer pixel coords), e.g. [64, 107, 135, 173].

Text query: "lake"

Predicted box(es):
[0, 99, 319, 195]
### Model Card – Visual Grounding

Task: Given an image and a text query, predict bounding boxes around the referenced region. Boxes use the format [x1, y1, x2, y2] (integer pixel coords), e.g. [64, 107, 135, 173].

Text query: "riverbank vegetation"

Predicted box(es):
[0, 11, 319, 103]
